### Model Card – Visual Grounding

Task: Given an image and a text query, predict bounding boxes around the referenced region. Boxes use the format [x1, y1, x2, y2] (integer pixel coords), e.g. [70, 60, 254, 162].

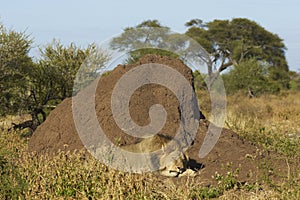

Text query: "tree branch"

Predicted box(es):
[218, 61, 233, 72]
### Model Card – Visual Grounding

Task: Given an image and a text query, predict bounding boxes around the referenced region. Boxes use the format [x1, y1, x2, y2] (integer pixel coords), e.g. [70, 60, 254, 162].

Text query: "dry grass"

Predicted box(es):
[224, 91, 300, 157]
[225, 91, 300, 136]
[1, 91, 300, 199]
[0, 129, 204, 199]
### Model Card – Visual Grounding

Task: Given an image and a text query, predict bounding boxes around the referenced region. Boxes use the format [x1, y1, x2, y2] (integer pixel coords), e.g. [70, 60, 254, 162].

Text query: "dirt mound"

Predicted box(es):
[28, 55, 284, 184]
[29, 54, 198, 153]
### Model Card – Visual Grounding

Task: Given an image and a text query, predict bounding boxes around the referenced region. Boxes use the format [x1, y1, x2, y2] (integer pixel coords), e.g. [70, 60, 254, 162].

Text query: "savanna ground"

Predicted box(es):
[1, 90, 300, 199]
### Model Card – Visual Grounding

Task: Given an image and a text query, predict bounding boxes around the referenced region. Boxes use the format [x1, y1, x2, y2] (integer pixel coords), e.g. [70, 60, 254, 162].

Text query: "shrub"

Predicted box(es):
[223, 59, 280, 96]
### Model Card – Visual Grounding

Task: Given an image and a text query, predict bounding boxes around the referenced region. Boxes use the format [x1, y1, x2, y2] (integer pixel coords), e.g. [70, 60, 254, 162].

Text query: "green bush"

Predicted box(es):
[289, 71, 300, 91]
[223, 59, 280, 96]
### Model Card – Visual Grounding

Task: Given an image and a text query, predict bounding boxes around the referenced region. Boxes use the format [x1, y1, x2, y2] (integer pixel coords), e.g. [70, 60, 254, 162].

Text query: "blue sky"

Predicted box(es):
[1, 0, 299, 71]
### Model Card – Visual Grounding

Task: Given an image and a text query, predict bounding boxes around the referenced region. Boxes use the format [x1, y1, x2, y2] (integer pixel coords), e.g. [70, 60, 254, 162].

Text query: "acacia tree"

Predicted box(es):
[110, 20, 179, 64]
[0, 23, 33, 116]
[110, 20, 209, 66]
[0, 24, 110, 132]
[185, 18, 290, 88]
[111, 19, 289, 90]
[20, 41, 110, 132]
[38, 40, 110, 99]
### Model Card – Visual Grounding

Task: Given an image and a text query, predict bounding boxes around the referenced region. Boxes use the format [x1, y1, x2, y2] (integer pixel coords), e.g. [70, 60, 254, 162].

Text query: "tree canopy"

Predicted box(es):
[0, 24, 33, 115]
[222, 58, 280, 95]
[0, 23, 110, 132]
[186, 18, 290, 88]
[110, 20, 179, 64]
[111, 18, 290, 89]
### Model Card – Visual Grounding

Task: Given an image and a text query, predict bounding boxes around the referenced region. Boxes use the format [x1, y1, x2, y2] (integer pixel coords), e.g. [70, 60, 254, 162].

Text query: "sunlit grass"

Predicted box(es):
[1, 91, 300, 199]
[225, 92, 300, 155]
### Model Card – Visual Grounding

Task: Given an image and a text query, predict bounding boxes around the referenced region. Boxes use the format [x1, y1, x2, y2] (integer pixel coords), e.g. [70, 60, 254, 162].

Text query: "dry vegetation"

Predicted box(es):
[1, 91, 300, 199]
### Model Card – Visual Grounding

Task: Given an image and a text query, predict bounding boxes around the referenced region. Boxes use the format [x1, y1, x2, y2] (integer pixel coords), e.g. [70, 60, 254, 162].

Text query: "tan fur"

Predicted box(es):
[121, 134, 189, 177]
